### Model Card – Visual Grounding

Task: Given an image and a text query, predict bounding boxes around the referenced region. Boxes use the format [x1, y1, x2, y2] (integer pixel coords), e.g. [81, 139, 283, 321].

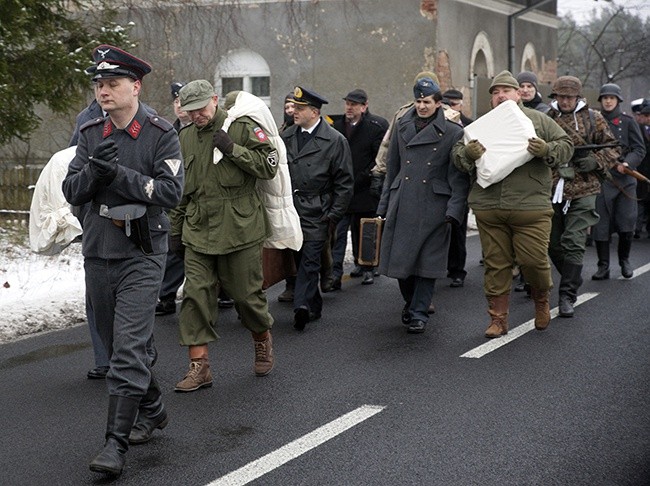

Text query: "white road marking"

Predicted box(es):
[205, 404, 386, 486]
[460, 292, 600, 359]
[617, 261, 650, 279]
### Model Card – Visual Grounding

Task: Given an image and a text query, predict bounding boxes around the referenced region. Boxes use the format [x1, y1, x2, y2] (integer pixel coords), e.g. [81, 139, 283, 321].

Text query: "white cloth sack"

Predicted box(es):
[29, 145, 83, 255]
[214, 91, 303, 251]
[463, 100, 537, 188]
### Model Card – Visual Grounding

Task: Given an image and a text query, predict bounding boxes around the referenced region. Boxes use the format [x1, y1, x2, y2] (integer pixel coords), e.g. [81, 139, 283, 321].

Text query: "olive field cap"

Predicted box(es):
[414, 71, 439, 84]
[598, 83, 623, 102]
[550, 76, 582, 98]
[489, 70, 520, 93]
[179, 80, 215, 111]
[86, 44, 152, 81]
[292, 86, 328, 109]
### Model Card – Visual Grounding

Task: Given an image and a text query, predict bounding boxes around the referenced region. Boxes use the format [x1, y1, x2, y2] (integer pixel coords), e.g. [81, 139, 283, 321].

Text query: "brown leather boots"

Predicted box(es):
[485, 295, 509, 338]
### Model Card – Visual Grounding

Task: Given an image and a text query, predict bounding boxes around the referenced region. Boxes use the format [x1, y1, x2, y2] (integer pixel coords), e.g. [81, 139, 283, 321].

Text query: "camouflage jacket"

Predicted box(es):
[547, 100, 620, 200]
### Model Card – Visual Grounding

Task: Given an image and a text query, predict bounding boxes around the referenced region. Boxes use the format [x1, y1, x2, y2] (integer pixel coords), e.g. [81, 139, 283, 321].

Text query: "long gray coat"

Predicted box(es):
[377, 106, 468, 279]
[282, 118, 354, 241]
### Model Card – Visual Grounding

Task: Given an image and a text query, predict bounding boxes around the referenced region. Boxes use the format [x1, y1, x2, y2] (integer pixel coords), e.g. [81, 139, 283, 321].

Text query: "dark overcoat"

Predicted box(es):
[377, 106, 468, 279]
[282, 118, 354, 241]
[331, 111, 389, 213]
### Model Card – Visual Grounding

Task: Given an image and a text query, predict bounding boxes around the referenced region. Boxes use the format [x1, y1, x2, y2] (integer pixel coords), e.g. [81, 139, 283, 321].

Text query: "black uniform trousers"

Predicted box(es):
[293, 240, 325, 315]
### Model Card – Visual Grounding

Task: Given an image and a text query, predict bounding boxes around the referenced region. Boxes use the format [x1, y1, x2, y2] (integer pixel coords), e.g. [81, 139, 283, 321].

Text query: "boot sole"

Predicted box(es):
[174, 381, 213, 393]
[89, 463, 122, 475]
[129, 414, 170, 445]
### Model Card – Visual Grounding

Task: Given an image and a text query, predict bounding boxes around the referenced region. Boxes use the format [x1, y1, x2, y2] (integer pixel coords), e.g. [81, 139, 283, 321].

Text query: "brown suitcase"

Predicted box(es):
[262, 248, 296, 290]
[358, 217, 384, 266]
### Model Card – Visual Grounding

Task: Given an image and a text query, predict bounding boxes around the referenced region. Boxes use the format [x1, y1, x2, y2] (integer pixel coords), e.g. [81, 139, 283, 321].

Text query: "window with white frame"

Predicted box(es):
[215, 49, 271, 106]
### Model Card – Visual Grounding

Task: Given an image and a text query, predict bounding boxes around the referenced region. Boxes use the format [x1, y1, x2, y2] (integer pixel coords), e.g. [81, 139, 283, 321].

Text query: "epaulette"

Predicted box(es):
[148, 114, 174, 132]
[80, 117, 105, 132]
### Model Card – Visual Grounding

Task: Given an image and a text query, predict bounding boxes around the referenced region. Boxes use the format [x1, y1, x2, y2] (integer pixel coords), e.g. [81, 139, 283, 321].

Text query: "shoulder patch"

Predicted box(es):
[148, 115, 173, 132]
[80, 117, 105, 132]
[253, 126, 268, 142]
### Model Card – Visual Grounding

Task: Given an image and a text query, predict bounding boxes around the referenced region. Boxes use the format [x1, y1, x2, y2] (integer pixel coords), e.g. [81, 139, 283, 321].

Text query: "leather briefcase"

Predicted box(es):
[358, 217, 383, 266]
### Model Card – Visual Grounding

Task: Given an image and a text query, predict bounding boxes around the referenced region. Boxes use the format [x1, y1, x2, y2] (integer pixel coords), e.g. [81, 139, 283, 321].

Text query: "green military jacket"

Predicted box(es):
[453, 103, 574, 211]
[170, 106, 278, 254]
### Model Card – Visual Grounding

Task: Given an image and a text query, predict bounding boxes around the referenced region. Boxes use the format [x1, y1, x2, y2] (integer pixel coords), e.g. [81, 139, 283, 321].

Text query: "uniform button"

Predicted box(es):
[422, 179, 427, 183]
[433, 148, 437, 151]
[405, 176, 409, 180]
[427, 162, 431, 165]
[407, 160, 410, 164]
[158, 224, 162, 229]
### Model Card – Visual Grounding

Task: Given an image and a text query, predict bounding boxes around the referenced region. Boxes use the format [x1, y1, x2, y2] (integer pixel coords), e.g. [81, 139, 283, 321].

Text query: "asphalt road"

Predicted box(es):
[1, 233, 649, 485]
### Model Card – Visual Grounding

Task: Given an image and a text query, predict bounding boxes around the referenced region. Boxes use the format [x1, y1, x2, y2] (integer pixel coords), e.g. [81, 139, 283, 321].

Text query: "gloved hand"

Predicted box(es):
[527, 137, 549, 158]
[464, 139, 486, 161]
[573, 154, 598, 173]
[320, 215, 337, 235]
[557, 166, 575, 180]
[89, 139, 118, 183]
[213, 130, 235, 154]
[169, 234, 185, 259]
[369, 173, 385, 199]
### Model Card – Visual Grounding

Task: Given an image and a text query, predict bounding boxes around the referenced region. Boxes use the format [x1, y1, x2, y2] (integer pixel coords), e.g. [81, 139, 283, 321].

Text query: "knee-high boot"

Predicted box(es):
[90, 395, 140, 476]
[618, 232, 634, 278]
[591, 241, 610, 280]
[129, 374, 169, 445]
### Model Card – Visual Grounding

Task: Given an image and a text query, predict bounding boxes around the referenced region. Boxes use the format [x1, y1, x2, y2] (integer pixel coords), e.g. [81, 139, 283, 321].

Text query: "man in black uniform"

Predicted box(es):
[282, 86, 354, 330]
[62, 45, 184, 477]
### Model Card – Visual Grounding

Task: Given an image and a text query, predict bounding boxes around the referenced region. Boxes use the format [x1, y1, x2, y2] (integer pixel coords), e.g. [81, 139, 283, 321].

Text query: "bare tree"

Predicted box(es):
[558, 3, 650, 88]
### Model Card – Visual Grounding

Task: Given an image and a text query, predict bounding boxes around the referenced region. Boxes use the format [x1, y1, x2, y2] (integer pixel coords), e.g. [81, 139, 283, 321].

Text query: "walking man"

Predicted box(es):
[170, 80, 278, 391]
[62, 44, 183, 476]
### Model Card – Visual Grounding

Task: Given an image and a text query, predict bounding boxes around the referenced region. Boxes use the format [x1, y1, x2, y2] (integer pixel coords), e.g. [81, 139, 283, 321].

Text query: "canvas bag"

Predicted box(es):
[463, 99, 537, 188]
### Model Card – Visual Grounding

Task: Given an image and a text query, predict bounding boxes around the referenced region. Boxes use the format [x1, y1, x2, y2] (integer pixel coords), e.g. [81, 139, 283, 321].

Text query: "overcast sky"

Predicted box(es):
[557, 0, 650, 24]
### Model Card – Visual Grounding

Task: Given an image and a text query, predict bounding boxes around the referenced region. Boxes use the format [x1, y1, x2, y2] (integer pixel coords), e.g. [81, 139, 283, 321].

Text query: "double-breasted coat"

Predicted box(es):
[282, 119, 354, 241]
[377, 106, 468, 279]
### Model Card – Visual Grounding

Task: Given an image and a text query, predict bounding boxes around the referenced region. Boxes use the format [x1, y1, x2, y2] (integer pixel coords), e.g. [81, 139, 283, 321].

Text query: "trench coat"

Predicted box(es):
[281, 118, 354, 241]
[377, 106, 468, 279]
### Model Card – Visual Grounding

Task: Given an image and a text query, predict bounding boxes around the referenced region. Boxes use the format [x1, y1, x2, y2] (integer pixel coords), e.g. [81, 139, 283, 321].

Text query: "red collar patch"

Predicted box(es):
[103, 120, 113, 138]
[253, 126, 268, 142]
[127, 119, 142, 139]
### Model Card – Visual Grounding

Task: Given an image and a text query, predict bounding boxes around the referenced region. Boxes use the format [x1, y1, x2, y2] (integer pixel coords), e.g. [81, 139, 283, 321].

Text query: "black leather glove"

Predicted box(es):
[169, 234, 185, 259]
[89, 139, 118, 183]
[213, 130, 235, 154]
[369, 173, 385, 199]
[92, 139, 118, 161]
[573, 154, 598, 173]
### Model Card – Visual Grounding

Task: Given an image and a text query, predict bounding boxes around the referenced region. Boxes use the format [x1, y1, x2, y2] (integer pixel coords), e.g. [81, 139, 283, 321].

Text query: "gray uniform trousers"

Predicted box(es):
[85, 254, 165, 397]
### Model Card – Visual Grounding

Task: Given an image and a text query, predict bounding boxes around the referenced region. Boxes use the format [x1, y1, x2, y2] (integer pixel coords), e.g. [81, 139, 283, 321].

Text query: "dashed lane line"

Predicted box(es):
[205, 404, 386, 486]
[460, 292, 600, 359]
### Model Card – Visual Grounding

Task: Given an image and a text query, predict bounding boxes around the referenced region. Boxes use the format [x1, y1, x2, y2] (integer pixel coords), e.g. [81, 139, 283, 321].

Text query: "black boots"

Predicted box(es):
[90, 395, 140, 476]
[618, 232, 634, 278]
[592, 240, 610, 280]
[558, 262, 583, 318]
[129, 376, 169, 445]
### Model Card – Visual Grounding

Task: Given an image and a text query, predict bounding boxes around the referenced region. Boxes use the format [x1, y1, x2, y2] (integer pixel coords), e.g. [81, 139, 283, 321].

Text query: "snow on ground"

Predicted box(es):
[0, 223, 86, 343]
[0, 211, 477, 344]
